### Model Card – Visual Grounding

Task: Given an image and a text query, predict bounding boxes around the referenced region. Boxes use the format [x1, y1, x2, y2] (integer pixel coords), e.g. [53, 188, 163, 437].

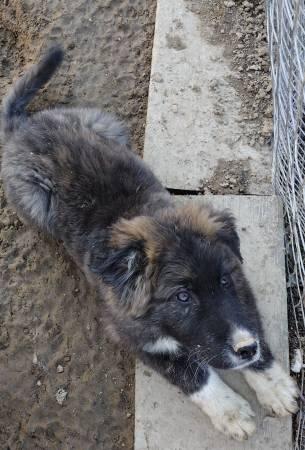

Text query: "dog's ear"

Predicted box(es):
[110, 216, 161, 263]
[214, 211, 243, 262]
[90, 216, 160, 316]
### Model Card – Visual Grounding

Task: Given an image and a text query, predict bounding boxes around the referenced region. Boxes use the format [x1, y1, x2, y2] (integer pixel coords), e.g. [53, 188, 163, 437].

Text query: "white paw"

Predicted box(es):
[191, 369, 256, 441]
[244, 361, 298, 416]
[211, 391, 256, 441]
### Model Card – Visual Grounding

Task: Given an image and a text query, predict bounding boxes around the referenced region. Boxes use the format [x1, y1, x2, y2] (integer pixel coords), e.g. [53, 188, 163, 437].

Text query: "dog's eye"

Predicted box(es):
[176, 290, 191, 303]
[220, 275, 231, 288]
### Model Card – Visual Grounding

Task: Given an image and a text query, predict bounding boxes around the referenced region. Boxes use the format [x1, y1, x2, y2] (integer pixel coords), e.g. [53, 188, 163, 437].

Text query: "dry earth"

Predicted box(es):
[0, 1, 156, 449]
[186, 0, 273, 195]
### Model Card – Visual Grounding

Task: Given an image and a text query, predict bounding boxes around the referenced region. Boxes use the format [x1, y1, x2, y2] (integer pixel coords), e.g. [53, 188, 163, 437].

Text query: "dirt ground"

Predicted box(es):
[0, 1, 156, 449]
[187, 0, 273, 195]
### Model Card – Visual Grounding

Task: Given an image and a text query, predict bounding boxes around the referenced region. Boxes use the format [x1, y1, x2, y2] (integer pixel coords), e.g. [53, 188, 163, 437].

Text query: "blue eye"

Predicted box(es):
[176, 290, 191, 302]
[220, 275, 231, 288]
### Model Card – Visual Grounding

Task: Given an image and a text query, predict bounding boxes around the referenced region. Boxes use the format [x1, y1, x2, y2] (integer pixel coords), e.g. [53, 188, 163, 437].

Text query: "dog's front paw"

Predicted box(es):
[191, 369, 256, 441]
[244, 361, 298, 416]
[210, 392, 256, 441]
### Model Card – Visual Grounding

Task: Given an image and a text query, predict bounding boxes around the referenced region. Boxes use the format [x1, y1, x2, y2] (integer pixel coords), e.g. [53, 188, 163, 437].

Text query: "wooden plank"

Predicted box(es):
[144, 0, 272, 193]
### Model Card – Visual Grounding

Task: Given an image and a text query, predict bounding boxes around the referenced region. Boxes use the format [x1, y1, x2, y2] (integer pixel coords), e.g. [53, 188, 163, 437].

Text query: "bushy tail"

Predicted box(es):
[2, 44, 64, 136]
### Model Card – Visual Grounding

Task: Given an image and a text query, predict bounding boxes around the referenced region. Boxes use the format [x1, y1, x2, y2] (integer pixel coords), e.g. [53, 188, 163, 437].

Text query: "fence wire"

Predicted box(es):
[267, 0, 305, 447]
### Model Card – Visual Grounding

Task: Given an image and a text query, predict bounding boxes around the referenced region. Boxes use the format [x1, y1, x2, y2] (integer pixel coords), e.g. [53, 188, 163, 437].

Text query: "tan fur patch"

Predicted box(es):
[160, 203, 221, 238]
[108, 216, 161, 316]
[110, 216, 162, 263]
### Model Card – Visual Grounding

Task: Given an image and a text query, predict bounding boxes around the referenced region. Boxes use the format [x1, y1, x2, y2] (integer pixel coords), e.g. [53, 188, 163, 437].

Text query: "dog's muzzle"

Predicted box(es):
[233, 338, 258, 361]
[230, 328, 260, 367]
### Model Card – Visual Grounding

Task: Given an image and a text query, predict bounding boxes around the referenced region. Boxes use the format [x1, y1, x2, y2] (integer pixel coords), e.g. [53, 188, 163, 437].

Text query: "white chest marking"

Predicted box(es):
[143, 336, 180, 354]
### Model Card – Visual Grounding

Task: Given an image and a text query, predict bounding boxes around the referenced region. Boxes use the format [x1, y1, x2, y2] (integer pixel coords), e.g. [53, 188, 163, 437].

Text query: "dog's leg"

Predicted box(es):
[243, 359, 298, 416]
[190, 368, 255, 440]
[141, 353, 255, 440]
[2, 166, 56, 233]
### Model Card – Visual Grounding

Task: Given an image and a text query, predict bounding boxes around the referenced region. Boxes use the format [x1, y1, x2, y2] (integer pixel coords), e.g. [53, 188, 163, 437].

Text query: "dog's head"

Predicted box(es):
[91, 203, 263, 370]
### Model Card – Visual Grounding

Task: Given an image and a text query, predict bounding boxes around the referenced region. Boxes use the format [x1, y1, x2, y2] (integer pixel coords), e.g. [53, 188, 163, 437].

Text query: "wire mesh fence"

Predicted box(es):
[266, 0, 305, 447]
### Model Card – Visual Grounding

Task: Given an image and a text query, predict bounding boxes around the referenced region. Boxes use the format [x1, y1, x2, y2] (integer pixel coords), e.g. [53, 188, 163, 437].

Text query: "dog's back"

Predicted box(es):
[1, 46, 167, 245]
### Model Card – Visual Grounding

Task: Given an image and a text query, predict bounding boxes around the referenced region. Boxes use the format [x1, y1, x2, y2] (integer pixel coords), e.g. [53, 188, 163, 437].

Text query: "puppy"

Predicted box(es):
[1, 46, 298, 441]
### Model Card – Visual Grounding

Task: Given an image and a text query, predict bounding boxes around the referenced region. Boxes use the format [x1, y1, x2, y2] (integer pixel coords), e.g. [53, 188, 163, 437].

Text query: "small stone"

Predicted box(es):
[224, 0, 235, 7]
[57, 365, 64, 373]
[37, 380, 42, 386]
[261, 118, 273, 136]
[248, 65, 261, 71]
[256, 89, 266, 99]
[243, 1, 254, 8]
[265, 105, 273, 118]
[257, 46, 268, 56]
[126, 412, 132, 418]
[56, 388, 68, 405]
[256, 4, 264, 12]
[209, 79, 218, 91]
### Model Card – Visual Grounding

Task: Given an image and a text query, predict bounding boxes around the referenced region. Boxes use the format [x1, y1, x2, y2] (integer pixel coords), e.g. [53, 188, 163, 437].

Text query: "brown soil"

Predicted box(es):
[195, 0, 273, 145]
[203, 159, 251, 195]
[0, 1, 156, 449]
[186, 0, 273, 195]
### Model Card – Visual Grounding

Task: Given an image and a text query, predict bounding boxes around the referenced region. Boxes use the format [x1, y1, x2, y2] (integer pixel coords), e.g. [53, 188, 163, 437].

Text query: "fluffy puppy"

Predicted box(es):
[1, 46, 298, 440]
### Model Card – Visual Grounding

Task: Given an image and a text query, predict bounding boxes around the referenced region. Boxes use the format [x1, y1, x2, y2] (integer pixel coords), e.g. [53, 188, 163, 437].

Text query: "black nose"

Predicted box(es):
[236, 342, 258, 360]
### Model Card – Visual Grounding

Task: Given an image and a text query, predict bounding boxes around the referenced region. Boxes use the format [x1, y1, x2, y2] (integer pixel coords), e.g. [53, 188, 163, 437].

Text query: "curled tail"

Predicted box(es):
[2, 45, 64, 137]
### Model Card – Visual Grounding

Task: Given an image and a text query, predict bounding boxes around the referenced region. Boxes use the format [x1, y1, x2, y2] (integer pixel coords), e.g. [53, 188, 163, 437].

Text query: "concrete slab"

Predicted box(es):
[135, 195, 292, 450]
[144, 0, 272, 194]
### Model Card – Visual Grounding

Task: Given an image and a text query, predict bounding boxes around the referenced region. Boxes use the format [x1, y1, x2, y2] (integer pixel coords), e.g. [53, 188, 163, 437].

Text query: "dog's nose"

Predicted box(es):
[235, 341, 258, 360]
